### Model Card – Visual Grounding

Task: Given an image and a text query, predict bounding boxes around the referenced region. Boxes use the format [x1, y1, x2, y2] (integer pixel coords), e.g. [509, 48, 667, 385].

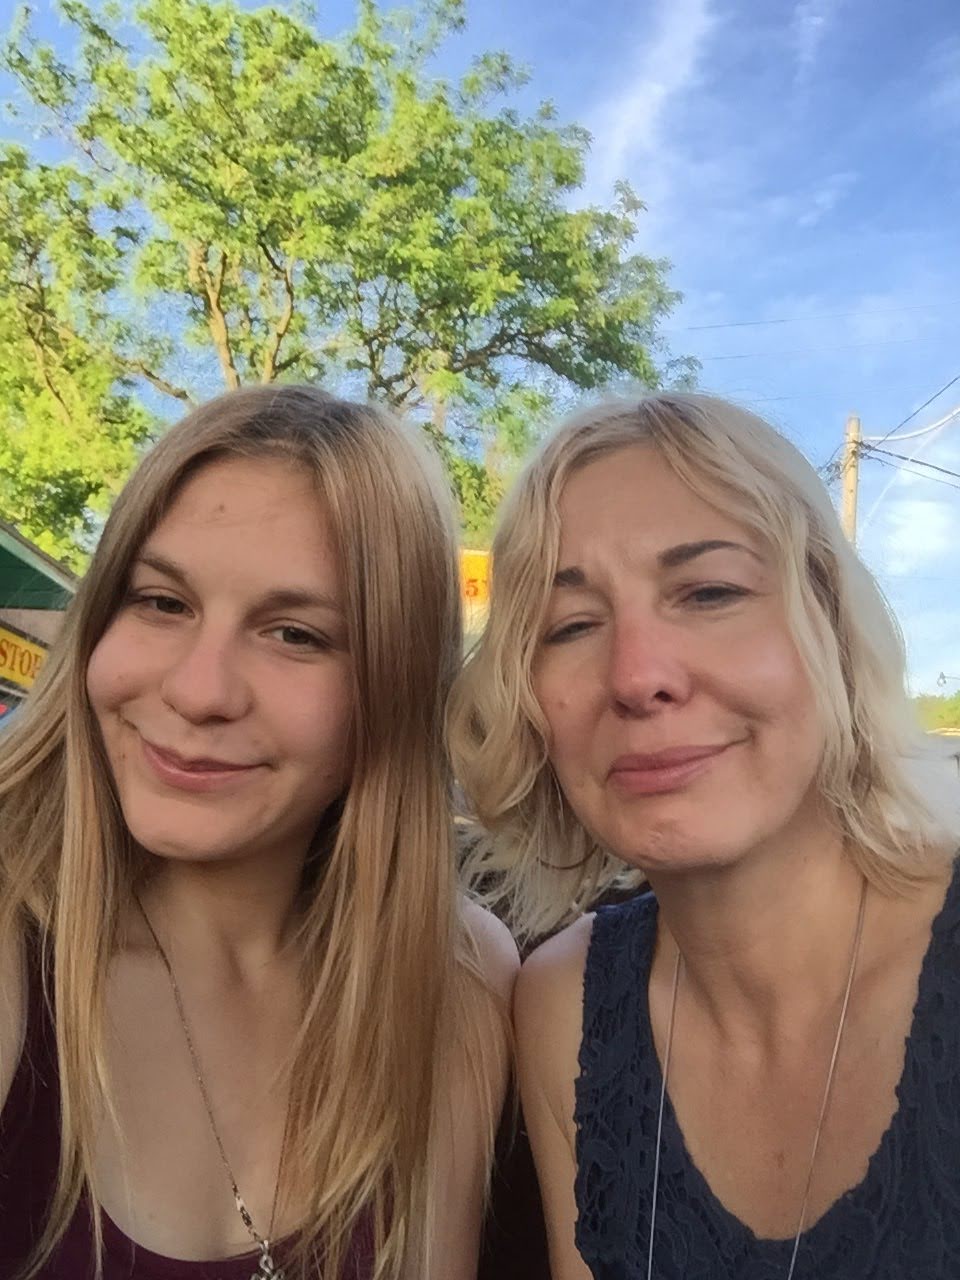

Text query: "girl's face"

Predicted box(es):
[87, 456, 354, 870]
[532, 445, 828, 875]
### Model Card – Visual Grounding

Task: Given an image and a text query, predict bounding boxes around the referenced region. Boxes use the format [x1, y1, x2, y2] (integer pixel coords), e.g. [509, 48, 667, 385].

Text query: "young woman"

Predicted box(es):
[450, 394, 959, 1279]
[0, 385, 516, 1280]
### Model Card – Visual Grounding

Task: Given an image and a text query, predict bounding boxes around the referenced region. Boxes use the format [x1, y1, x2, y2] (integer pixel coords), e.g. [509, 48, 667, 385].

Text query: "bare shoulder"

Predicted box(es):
[459, 897, 520, 1004]
[515, 913, 595, 1032]
[448, 899, 516, 1104]
[513, 915, 595, 1138]
[0, 919, 26, 1109]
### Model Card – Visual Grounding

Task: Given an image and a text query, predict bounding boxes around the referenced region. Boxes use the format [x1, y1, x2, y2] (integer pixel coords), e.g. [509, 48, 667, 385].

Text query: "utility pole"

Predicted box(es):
[841, 413, 861, 545]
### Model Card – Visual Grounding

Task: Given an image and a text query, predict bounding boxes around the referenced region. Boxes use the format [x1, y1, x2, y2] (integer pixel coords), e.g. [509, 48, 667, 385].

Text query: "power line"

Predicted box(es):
[868, 454, 960, 493]
[871, 372, 960, 448]
[819, 442, 843, 479]
[736, 392, 839, 405]
[699, 336, 933, 363]
[859, 409, 959, 533]
[669, 299, 957, 333]
[865, 446, 960, 483]
[863, 405, 960, 443]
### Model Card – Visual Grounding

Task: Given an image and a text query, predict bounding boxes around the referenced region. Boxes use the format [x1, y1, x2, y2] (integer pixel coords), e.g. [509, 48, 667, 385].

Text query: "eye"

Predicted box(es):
[543, 618, 598, 645]
[269, 624, 331, 651]
[683, 584, 749, 607]
[126, 592, 188, 616]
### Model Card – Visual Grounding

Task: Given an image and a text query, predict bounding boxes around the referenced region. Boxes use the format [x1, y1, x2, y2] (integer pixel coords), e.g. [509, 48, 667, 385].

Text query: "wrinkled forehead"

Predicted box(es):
[552, 443, 770, 570]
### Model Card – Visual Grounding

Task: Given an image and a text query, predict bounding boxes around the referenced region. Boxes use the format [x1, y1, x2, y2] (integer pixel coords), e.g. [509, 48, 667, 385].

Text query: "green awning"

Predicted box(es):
[0, 522, 77, 609]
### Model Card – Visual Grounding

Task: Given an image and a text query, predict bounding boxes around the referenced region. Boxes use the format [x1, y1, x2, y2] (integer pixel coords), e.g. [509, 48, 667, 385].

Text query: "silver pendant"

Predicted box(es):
[251, 1241, 284, 1280]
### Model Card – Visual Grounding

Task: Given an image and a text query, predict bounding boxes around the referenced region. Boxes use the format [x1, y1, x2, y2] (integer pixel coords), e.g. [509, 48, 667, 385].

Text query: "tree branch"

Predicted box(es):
[27, 328, 72, 426]
[449, 326, 522, 374]
[260, 252, 296, 383]
[19, 276, 195, 406]
[121, 360, 195, 403]
[189, 243, 241, 389]
[272, 351, 303, 377]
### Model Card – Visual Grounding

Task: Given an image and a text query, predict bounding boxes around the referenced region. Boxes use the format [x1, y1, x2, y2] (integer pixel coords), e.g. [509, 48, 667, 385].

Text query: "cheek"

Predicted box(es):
[531, 671, 571, 753]
[731, 633, 824, 754]
[279, 678, 355, 774]
[534, 685, 593, 788]
[86, 627, 130, 717]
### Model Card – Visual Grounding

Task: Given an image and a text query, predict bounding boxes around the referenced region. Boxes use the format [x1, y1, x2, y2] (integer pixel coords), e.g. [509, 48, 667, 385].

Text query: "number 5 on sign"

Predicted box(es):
[459, 549, 490, 633]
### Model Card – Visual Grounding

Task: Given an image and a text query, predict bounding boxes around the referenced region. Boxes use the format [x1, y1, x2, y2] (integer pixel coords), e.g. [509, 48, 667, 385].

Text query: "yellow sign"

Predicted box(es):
[0, 625, 46, 690]
[459, 549, 490, 606]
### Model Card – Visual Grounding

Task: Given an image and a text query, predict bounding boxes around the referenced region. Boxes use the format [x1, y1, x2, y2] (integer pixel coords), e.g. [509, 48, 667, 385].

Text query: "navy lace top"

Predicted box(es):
[575, 864, 960, 1279]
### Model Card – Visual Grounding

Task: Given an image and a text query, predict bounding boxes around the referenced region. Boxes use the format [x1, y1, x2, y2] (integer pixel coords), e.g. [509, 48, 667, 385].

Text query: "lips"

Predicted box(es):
[609, 745, 731, 773]
[146, 741, 254, 772]
[138, 733, 264, 794]
[607, 742, 735, 796]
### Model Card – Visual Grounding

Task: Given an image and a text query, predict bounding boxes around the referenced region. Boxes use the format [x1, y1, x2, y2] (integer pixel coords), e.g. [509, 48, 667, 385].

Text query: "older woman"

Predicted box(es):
[0, 385, 515, 1280]
[450, 394, 959, 1280]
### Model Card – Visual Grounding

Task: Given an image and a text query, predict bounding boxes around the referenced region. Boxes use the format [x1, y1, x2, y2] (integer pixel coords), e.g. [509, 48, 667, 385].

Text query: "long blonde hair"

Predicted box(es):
[449, 392, 956, 942]
[0, 385, 496, 1278]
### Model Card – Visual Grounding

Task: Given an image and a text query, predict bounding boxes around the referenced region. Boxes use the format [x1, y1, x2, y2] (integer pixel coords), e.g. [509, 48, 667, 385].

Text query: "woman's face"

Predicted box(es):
[87, 456, 354, 869]
[532, 445, 827, 875]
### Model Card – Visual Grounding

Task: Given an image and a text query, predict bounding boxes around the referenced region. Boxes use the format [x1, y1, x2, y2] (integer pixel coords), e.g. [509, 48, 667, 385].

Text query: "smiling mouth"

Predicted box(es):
[137, 733, 264, 792]
[145, 741, 255, 772]
[607, 742, 738, 795]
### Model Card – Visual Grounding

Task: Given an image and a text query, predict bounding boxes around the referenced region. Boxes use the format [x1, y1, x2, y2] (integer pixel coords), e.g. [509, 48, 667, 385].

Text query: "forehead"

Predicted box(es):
[144, 456, 339, 578]
[161, 454, 316, 523]
[556, 445, 760, 562]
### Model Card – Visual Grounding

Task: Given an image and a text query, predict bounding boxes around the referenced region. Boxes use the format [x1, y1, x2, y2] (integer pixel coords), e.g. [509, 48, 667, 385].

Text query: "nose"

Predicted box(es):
[607, 618, 693, 717]
[158, 626, 252, 725]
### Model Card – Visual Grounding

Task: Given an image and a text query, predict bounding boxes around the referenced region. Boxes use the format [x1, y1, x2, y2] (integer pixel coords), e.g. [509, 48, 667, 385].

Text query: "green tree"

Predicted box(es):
[2, 0, 691, 558]
[0, 146, 154, 566]
[914, 693, 960, 732]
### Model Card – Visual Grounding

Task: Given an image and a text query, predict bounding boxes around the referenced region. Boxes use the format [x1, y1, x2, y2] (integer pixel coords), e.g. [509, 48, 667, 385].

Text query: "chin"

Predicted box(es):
[123, 812, 250, 864]
[607, 819, 754, 877]
[136, 834, 244, 864]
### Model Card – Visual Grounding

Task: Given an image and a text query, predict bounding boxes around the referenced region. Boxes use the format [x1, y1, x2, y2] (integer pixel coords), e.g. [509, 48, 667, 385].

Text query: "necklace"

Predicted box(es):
[137, 899, 290, 1280]
[646, 877, 868, 1280]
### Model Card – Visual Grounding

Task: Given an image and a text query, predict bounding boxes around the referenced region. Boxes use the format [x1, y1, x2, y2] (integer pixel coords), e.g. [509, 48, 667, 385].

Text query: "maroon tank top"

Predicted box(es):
[0, 937, 374, 1278]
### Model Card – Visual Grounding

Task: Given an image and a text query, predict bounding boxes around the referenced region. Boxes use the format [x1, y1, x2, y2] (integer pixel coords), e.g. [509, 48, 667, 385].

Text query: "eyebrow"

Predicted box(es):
[657, 539, 761, 569]
[133, 552, 345, 615]
[552, 539, 760, 587]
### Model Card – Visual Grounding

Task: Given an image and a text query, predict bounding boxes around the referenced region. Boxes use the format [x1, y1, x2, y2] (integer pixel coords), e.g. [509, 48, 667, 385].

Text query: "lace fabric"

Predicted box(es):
[574, 867, 960, 1279]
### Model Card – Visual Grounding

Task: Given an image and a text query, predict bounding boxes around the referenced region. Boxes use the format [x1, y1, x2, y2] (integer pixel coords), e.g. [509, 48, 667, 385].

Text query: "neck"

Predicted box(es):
[133, 850, 305, 985]
[649, 815, 867, 1048]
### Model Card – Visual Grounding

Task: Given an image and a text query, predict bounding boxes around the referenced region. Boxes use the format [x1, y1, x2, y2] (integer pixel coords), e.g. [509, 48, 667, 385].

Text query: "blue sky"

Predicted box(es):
[437, 0, 960, 694]
[5, 0, 959, 689]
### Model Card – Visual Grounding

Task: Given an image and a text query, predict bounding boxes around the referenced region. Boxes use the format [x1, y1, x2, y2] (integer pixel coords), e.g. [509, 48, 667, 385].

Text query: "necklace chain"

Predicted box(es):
[646, 878, 868, 1280]
[137, 897, 290, 1280]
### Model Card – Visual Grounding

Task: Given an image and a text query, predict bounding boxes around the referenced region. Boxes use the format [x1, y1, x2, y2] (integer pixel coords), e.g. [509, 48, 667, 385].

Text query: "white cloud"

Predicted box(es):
[874, 493, 958, 577]
[865, 470, 960, 694]
[722, 170, 857, 231]
[925, 35, 960, 126]
[583, 0, 717, 201]
[861, 407, 960, 542]
[790, 0, 837, 86]
[795, 170, 857, 227]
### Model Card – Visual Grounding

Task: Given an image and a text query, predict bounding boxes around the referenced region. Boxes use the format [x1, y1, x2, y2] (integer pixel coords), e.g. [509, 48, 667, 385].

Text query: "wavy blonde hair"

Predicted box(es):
[449, 392, 956, 942]
[0, 385, 500, 1279]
